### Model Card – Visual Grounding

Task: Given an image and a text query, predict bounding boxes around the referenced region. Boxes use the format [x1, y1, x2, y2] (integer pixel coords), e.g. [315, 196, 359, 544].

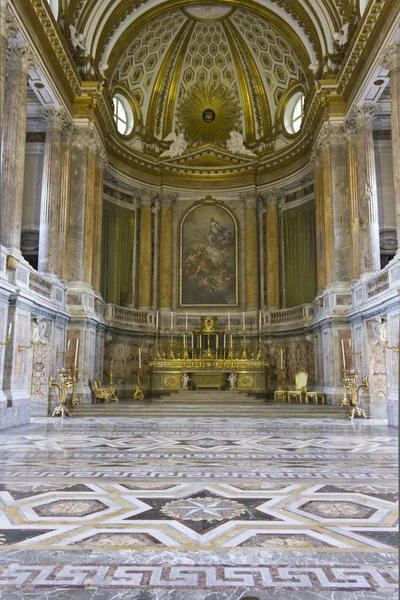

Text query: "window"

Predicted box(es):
[112, 94, 134, 136]
[284, 91, 305, 135]
[47, 0, 59, 20]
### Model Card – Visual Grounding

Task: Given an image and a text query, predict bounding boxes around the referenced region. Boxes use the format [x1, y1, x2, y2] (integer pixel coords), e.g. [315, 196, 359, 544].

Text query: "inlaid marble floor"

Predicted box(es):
[0, 415, 397, 599]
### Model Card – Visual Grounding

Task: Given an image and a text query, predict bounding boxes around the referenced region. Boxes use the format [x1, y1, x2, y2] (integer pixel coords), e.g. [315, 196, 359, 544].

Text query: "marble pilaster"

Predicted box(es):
[58, 121, 72, 279]
[347, 103, 381, 275]
[92, 149, 107, 292]
[242, 191, 259, 310]
[38, 107, 69, 276]
[152, 198, 161, 310]
[0, 43, 36, 251]
[0, 0, 17, 131]
[262, 189, 281, 309]
[65, 126, 96, 283]
[138, 190, 155, 310]
[310, 145, 326, 291]
[346, 125, 360, 280]
[158, 192, 176, 310]
[380, 41, 400, 254]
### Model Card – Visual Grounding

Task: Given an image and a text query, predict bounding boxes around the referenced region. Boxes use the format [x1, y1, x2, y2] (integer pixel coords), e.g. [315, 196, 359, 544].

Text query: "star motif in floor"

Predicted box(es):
[160, 496, 246, 521]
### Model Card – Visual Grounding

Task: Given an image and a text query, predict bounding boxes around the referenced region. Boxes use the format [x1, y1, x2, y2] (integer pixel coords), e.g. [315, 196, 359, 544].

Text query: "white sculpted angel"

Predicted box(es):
[308, 61, 320, 77]
[69, 24, 87, 52]
[160, 132, 188, 159]
[333, 23, 349, 47]
[228, 372, 238, 389]
[98, 61, 109, 80]
[227, 131, 256, 156]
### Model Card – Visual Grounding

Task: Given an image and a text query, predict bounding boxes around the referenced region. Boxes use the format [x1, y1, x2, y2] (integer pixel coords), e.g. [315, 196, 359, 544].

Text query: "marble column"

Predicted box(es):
[0, 0, 17, 131]
[311, 144, 326, 290]
[65, 126, 96, 283]
[263, 189, 281, 309]
[0, 43, 36, 251]
[84, 146, 96, 286]
[158, 192, 176, 310]
[346, 124, 360, 280]
[242, 191, 259, 310]
[138, 191, 154, 310]
[381, 41, 400, 253]
[92, 148, 107, 292]
[347, 103, 380, 275]
[58, 121, 72, 279]
[38, 107, 68, 276]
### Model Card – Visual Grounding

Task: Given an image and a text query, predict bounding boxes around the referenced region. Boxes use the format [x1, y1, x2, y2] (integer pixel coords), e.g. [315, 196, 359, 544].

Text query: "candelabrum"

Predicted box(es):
[169, 332, 175, 359]
[134, 368, 144, 401]
[276, 366, 286, 390]
[108, 358, 118, 401]
[341, 368, 352, 407]
[342, 368, 370, 420]
[183, 334, 189, 360]
[257, 332, 263, 360]
[18, 340, 34, 352]
[206, 333, 212, 358]
[49, 368, 73, 418]
[241, 331, 247, 359]
[69, 366, 80, 406]
[0, 334, 11, 346]
[154, 330, 161, 360]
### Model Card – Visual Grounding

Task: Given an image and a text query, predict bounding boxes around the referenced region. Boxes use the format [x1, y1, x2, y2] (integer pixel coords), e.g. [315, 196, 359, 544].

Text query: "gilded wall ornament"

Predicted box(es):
[178, 82, 240, 147]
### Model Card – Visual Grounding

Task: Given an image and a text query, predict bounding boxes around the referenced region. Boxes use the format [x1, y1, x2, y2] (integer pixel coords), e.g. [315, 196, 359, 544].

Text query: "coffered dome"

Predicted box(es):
[110, 5, 310, 147]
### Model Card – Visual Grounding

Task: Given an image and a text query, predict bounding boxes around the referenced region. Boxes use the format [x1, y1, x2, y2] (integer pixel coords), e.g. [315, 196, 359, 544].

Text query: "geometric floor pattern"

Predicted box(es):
[0, 415, 397, 599]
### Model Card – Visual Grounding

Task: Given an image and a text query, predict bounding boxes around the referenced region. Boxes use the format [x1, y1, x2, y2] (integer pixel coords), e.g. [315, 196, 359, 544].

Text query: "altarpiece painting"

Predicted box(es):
[180, 201, 238, 306]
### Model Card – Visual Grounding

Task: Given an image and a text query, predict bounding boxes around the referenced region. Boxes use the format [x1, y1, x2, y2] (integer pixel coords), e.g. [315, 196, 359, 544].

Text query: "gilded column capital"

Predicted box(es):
[0, 1, 18, 40]
[380, 41, 400, 73]
[136, 189, 157, 207]
[159, 192, 178, 207]
[39, 106, 70, 132]
[347, 103, 380, 129]
[240, 191, 258, 209]
[6, 41, 37, 73]
[261, 188, 284, 206]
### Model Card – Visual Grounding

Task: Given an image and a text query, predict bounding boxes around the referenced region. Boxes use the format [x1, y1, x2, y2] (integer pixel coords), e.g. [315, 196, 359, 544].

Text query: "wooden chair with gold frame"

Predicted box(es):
[92, 380, 113, 404]
[287, 370, 308, 403]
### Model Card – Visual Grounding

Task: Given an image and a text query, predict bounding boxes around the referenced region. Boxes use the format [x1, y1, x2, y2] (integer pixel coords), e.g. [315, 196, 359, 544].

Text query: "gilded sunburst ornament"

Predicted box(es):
[178, 83, 240, 147]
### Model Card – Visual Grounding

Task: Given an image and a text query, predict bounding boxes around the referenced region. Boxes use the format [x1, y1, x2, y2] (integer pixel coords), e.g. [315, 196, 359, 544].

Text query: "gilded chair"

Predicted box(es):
[306, 389, 325, 404]
[274, 387, 287, 402]
[93, 380, 113, 404]
[287, 370, 308, 403]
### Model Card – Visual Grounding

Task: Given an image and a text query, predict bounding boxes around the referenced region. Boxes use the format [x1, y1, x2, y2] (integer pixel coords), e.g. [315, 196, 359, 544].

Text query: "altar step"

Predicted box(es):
[150, 390, 265, 403]
[71, 401, 349, 419]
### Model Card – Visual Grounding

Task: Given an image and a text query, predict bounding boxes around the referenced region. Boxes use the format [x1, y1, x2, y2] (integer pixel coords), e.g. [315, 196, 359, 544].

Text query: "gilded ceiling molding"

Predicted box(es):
[161, 21, 196, 140]
[223, 19, 272, 139]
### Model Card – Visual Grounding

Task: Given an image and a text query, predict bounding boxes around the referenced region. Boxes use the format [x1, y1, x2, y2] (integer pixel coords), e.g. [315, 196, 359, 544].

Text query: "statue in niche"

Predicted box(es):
[181, 372, 190, 390]
[227, 131, 256, 156]
[228, 372, 238, 389]
[161, 132, 188, 158]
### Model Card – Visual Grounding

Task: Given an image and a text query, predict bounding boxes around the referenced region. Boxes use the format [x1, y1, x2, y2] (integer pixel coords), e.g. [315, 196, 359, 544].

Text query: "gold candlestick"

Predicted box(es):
[241, 331, 247, 359]
[134, 368, 144, 401]
[155, 330, 161, 360]
[206, 333, 212, 358]
[50, 368, 73, 418]
[257, 332, 263, 360]
[169, 332, 175, 359]
[70, 366, 80, 405]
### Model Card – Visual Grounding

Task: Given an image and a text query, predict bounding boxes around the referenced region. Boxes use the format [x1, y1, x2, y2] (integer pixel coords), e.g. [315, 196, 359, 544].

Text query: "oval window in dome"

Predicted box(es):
[112, 94, 134, 136]
[284, 91, 305, 135]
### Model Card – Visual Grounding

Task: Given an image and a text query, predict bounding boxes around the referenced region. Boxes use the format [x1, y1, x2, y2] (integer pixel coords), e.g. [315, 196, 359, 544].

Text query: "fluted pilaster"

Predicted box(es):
[241, 191, 259, 310]
[38, 107, 70, 276]
[58, 121, 72, 278]
[347, 103, 380, 275]
[138, 190, 155, 310]
[158, 192, 177, 310]
[0, 43, 36, 250]
[380, 41, 400, 252]
[262, 188, 281, 309]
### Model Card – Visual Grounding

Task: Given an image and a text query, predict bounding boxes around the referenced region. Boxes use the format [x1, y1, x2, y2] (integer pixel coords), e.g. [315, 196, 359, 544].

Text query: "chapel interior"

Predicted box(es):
[0, 1, 398, 598]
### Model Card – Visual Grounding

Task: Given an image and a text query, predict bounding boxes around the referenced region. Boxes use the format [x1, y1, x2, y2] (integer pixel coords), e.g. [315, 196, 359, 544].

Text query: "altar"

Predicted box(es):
[150, 316, 269, 393]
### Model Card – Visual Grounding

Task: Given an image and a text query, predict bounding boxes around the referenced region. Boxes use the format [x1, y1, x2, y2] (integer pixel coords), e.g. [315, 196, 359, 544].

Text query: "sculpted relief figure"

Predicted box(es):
[161, 132, 188, 159]
[69, 24, 87, 52]
[32, 318, 50, 345]
[227, 131, 256, 156]
[228, 372, 238, 389]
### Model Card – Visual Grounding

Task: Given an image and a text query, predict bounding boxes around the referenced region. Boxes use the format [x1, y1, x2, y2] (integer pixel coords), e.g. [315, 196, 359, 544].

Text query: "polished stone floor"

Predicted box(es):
[0, 415, 397, 599]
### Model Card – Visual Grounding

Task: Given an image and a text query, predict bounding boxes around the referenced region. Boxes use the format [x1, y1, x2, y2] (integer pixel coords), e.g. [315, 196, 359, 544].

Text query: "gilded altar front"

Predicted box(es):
[150, 357, 268, 392]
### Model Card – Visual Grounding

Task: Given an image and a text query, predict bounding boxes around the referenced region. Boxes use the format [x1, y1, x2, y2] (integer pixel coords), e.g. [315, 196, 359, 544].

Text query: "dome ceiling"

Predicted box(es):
[111, 5, 309, 145]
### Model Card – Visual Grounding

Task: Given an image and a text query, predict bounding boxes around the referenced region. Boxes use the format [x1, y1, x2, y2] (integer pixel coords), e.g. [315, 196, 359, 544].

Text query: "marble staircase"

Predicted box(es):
[70, 398, 350, 419]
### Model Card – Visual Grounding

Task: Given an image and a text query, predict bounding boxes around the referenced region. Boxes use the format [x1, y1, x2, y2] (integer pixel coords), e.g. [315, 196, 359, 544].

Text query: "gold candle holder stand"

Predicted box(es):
[257, 332, 263, 360]
[69, 366, 80, 405]
[134, 368, 145, 401]
[342, 367, 370, 419]
[242, 331, 247, 359]
[155, 331, 162, 360]
[18, 340, 34, 352]
[49, 368, 73, 418]
[0, 335, 11, 346]
[169, 332, 175, 359]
